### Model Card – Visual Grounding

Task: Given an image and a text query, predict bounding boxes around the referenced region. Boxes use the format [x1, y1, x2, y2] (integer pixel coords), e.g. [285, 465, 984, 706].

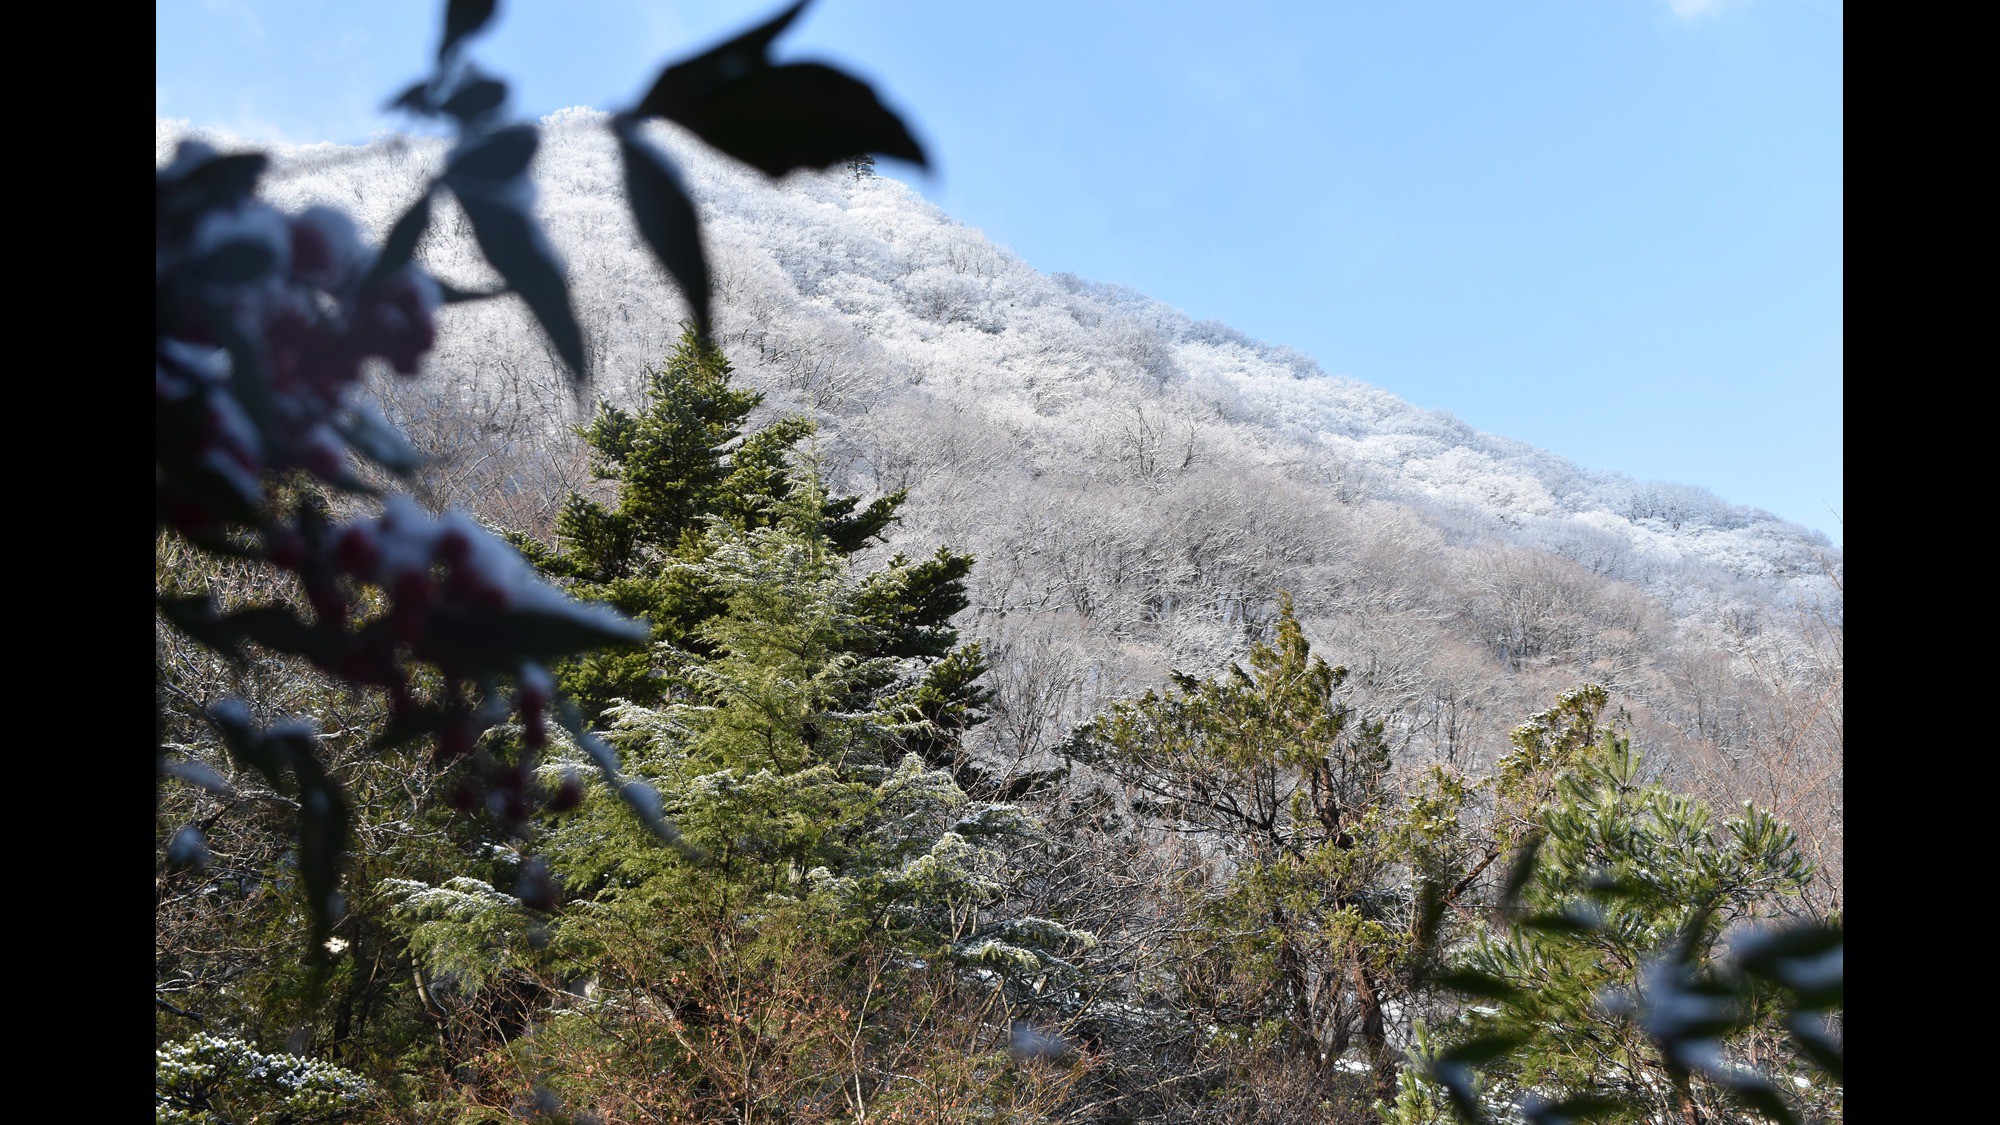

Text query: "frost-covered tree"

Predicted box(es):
[197, 82, 1842, 846]
[156, 1034, 370, 1124]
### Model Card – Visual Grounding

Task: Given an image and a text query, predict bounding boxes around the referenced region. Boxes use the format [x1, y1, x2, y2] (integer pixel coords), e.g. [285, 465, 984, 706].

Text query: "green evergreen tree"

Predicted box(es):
[157, 1033, 371, 1124]
[1423, 697, 1837, 1124]
[1072, 596, 1482, 1103]
[522, 328, 989, 778]
[389, 458, 1089, 1120]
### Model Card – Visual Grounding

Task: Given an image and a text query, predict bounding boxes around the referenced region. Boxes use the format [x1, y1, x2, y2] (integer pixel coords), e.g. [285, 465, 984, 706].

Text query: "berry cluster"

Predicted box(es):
[157, 142, 440, 528]
[158, 139, 644, 860]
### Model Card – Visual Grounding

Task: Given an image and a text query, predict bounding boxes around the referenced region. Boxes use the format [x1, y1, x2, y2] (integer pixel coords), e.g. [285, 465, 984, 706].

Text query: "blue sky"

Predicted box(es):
[158, 0, 1842, 544]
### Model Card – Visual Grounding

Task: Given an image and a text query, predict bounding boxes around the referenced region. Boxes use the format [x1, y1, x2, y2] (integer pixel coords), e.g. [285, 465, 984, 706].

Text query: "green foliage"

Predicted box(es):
[156, 1034, 370, 1124]
[1073, 596, 1483, 1100]
[382, 451, 1083, 1117]
[1372, 1023, 1455, 1125]
[1429, 711, 1836, 1124]
[546, 463, 1026, 943]
[156, 8, 1847, 1119]
[545, 328, 763, 584]
[527, 329, 993, 780]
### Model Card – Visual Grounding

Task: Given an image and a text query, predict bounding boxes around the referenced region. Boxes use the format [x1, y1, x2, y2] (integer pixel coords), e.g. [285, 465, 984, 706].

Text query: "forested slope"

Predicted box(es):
[156, 100, 1844, 1119]
[157, 111, 1839, 879]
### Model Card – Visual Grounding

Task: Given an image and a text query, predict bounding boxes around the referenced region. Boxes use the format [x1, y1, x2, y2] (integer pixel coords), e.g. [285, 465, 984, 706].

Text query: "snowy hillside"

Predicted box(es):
[156, 112, 1841, 784]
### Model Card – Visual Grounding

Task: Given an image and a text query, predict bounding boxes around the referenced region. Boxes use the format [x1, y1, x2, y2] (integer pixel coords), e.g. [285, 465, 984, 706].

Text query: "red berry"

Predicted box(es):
[332, 525, 380, 578]
[168, 501, 221, 541]
[289, 219, 332, 282]
[514, 858, 557, 912]
[302, 431, 345, 482]
[267, 529, 306, 570]
[436, 527, 473, 567]
[438, 719, 475, 762]
[493, 762, 529, 793]
[500, 792, 532, 825]
[392, 569, 435, 610]
[547, 770, 584, 813]
[305, 577, 348, 629]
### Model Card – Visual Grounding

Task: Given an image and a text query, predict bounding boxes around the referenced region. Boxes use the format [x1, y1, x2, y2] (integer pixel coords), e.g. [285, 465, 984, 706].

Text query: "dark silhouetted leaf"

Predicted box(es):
[1520, 909, 1598, 935]
[640, 0, 807, 114]
[1787, 1011, 1843, 1081]
[645, 63, 925, 178]
[385, 80, 435, 115]
[159, 596, 248, 662]
[1771, 960, 1840, 1011]
[156, 425, 265, 525]
[166, 825, 210, 872]
[1441, 1032, 1528, 1069]
[287, 741, 350, 953]
[449, 190, 587, 380]
[441, 76, 508, 123]
[614, 119, 711, 335]
[1581, 872, 1645, 900]
[1736, 922, 1842, 968]
[634, 0, 925, 177]
[440, 0, 498, 63]
[446, 124, 538, 182]
[1429, 1059, 1487, 1124]
[1434, 969, 1522, 1003]
[160, 598, 324, 662]
[186, 240, 279, 284]
[322, 465, 384, 500]
[1736, 923, 1842, 1009]
[425, 603, 646, 673]
[160, 758, 234, 796]
[1500, 829, 1544, 912]
[1523, 1094, 1629, 1124]
[161, 152, 269, 220]
[363, 191, 433, 289]
[437, 280, 509, 304]
[373, 705, 454, 756]
[213, 320, 274, 433]
[1712, 1079, 1797, 1125]
[222, 605, 322, 658]
[185, 151, 268, 200]
[206, 700, 288, 791]
[1413, 876, 1445, 949]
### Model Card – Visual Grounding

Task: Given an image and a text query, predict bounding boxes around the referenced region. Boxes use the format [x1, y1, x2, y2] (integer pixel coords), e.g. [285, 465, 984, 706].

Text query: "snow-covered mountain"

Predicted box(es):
[156, 112, 1842, 790]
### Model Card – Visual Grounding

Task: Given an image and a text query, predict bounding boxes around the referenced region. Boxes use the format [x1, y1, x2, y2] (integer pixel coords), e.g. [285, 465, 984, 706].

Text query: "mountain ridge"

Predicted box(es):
[156, 111, 1841, 791]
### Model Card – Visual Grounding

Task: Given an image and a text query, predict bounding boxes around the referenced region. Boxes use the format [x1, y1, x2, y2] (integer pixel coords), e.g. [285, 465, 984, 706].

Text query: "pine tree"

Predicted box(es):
[389, 458, 1090, 1120]
[522, 328, 989, 770]
[1071, 596, 1482, 1103]
[1431, 705, 1834, 1124]
[388, 335, 1079, 1115]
